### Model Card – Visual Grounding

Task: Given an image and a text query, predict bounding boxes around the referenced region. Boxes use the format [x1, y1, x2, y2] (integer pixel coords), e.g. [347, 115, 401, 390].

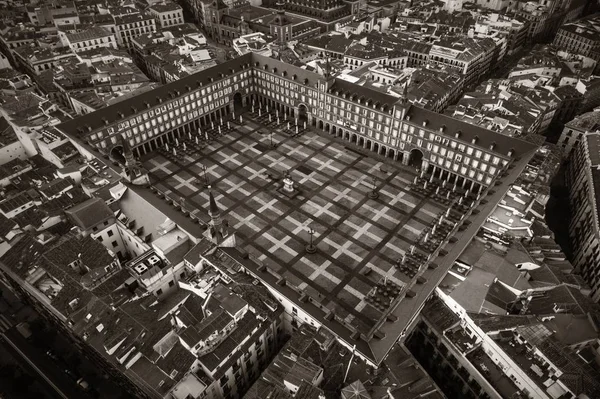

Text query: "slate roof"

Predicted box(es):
[65, 197, 114, 230]
[405, 104, 538, 158]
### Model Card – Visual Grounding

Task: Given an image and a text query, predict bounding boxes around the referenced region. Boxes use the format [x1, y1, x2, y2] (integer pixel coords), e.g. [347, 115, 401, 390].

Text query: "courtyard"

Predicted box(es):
[142, 118, 448, 334]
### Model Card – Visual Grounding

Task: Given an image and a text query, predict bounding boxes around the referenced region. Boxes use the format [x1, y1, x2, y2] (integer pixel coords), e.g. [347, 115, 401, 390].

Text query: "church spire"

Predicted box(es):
[207, 186, 226, 243]
[208, 187, 221, 221]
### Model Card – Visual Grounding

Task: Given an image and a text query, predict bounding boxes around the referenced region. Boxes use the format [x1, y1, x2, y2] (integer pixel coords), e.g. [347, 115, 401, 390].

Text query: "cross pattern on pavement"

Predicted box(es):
[142, 116, 447, 336]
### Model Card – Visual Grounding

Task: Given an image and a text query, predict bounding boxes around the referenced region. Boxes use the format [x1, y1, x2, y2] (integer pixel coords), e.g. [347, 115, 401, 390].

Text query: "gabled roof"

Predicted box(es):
[64, 197, 114, 231]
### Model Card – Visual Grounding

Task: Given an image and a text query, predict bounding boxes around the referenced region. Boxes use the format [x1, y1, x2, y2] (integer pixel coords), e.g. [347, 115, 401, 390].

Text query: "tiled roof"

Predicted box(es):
[0, 214, 17, 239]
[38, 178, 73, 198]
[64, 197, 114, 231]
[12, 207, 46, 229]
[0, 234, 45, 279]
[44, 233, 115, 272]
[469, 313, 537, 332]
[156, 341, 195, 378]
[0, 192, 32, 213]
[420, 296, 460, 332]
[56, 52, 253, 138]
[149, 1, 182, 13]
[329, 77, 400, 108]
[0, 158, 31, 180]
[66, 27, 113, 43]
[527, 285, 600, 315]
[567, 111, 600, 132]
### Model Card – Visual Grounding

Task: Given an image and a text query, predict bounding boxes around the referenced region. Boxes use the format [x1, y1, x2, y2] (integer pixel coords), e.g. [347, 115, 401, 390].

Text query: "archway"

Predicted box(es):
[233, 92, 243, 113]
[332, 126, 337, 136]
[298, 103, 308, 123]
[110, 145, 125, 164]
[389, 149, 396, 159]
[359, 137, 365, 147]
[325, 123, 330, 133]
[351, 134, 357, 144]
[318, 120, 324, 130]
[344, 132, 350, 140]
[409, 149, 424, 168]
[367, 140, 372, 150]
[381, 146, 387, 156]
[373, 143, 379, 154]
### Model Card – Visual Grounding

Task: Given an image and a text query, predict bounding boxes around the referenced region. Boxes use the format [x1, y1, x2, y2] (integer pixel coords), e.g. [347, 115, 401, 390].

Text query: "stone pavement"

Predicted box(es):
[142, 117, 448, 334]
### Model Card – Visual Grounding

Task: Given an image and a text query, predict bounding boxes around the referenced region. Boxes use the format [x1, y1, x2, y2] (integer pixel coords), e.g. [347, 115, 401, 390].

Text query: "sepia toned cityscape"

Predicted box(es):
[0, 0, 600, 398]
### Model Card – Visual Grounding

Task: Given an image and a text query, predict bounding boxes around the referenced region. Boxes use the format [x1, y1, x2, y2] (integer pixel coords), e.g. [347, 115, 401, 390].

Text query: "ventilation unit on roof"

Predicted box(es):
[134, 263, 149, 275]
[147, 255, 160, 266]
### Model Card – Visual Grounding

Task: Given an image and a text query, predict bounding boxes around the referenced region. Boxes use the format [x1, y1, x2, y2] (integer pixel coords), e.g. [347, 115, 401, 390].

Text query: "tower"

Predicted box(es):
[118, 135, 149, 186]
[205, 186, 233, 245]
[208, 187, 222, 232]
[121, 135, 136, 168]
[270, 1, 292, 48]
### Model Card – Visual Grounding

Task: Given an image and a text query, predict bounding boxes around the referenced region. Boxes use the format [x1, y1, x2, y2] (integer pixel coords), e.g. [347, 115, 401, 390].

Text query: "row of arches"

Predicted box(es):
[111, 100, 235, 160]
[317, 121, 404, 161]
[312, 120, 426, 169]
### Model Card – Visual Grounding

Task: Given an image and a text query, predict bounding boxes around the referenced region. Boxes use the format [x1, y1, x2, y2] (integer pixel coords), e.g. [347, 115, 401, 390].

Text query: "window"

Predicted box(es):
[107, 230, 114, 237]
[112, 241, 118, 248]
[156, 289, 163, 296]
[169, 280, 175, 287]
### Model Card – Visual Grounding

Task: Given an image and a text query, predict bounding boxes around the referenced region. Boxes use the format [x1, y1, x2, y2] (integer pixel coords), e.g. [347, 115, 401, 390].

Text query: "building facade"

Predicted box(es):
[114, 13, 157, 49]
[553, 14, 600, 72]
[59, 27, 117, 54]
[566, 133, 600, 301]
[56, 53, 536, 198]
[149, 2, 185, 28]
[558, 110, 600, 157]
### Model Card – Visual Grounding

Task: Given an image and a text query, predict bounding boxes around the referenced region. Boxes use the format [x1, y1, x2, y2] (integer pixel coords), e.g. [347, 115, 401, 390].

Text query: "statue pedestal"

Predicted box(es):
[277, 174, 300, 198]
[282, 177, 294, 193]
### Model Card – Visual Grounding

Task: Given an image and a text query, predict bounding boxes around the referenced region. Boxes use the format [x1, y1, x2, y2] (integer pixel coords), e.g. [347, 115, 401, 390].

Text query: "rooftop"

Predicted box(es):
[149, 1, 182, 13]
[64, 197, 114, 231]
[66, 27, 113, 43]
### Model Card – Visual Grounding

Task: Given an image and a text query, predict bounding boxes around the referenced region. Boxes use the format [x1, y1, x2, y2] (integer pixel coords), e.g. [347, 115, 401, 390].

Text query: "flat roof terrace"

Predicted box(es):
[141, 114, 537, 364]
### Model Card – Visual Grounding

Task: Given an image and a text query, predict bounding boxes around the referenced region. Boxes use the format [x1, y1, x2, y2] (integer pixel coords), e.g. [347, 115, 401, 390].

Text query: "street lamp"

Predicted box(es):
[201, 165, 210, 187]
[305, 226, 317, 254]
[368, 177, 379, 199]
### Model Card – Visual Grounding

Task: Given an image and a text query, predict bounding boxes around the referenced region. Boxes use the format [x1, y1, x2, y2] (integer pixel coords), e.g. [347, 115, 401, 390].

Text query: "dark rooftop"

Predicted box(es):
[65, 197, 115, 231]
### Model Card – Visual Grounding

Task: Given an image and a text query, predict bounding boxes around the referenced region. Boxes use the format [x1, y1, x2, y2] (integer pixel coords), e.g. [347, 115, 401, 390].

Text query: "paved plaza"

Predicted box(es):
[142, 118, 448, 334]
